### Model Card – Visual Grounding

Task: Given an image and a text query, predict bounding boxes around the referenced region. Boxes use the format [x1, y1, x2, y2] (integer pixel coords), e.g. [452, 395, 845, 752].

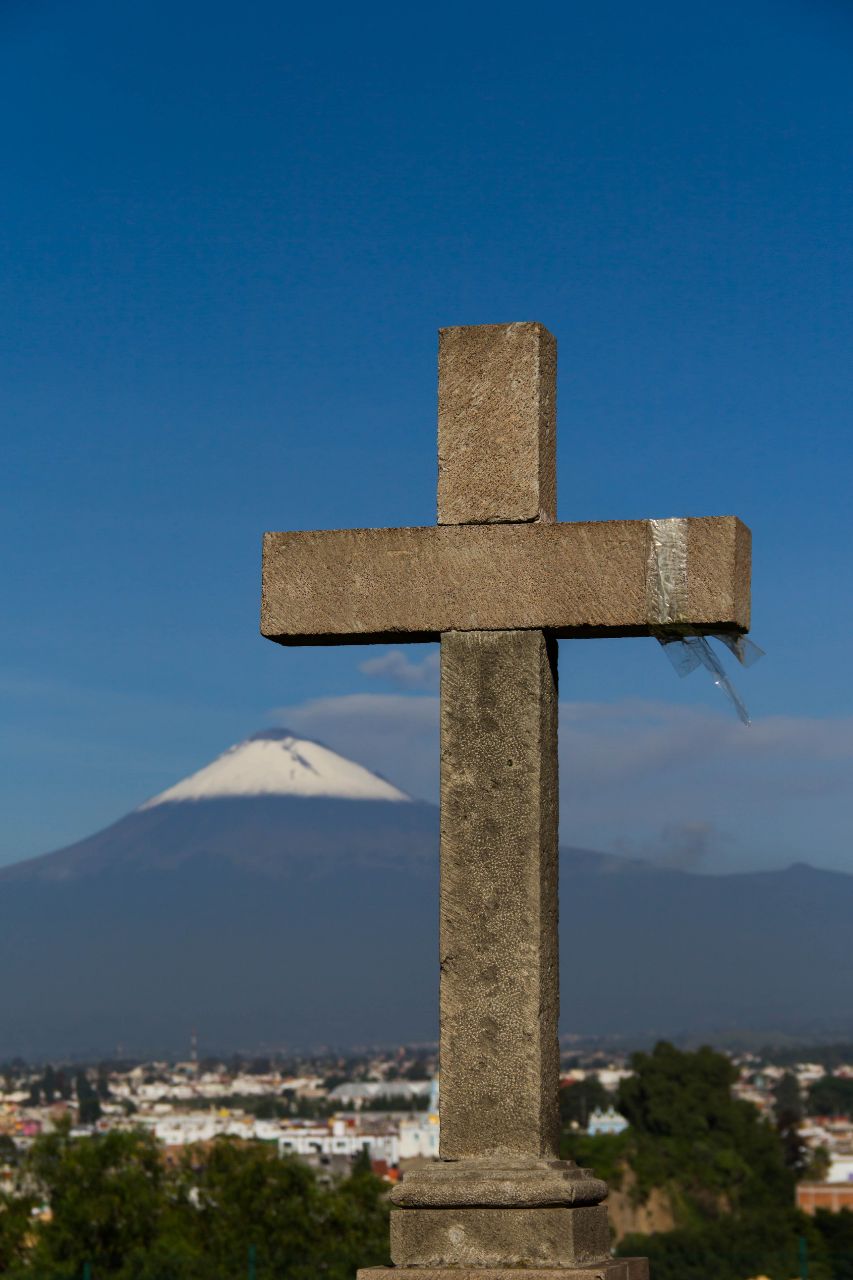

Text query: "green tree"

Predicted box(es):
[0, 1188, 36, 1274]
[174, 1138, 388, 1280]
[602, 1044, 846, 1280]
[320, 1152, 391, 1279]
[42, 1066, 58, 1105]
[620, 1212, 833, 1280]
[774, 1071, 802, 1124]
[0, 1134, 18, 1167]
[616, 1042, 794, 1219]
[812, 1208, 853, 1280]
[11, 1125, 390, 1280]
[559, 1077, 611, 1129]
[560, 1130, 628, 1188]
[808, 1075, 853, 1119]
[804, 1145, 831, 1182]
[773, 1072, 807, 1176]
[75, 1072, 102, 1126]
[252, 1095, 287, 1120]
[78, 1095, 102, 1125]
[26, 1122, 167, 1278]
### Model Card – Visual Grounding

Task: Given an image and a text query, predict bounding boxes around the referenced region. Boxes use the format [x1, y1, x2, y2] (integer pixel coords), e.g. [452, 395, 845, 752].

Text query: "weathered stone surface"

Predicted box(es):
[438, 322, 556, 526]
[261, 516, 750, 643]
[439, 630, 559, 1161]
[390, 1205, 610, 1268]
[390, 1156, 607, 1208]
[359, 1261, 649, 1280]
[389, 1203, 607, 1274]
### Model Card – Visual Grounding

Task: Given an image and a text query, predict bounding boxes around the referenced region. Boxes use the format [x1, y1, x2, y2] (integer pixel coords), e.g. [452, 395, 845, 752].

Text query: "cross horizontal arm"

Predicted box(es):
[261, 516, 750, 645]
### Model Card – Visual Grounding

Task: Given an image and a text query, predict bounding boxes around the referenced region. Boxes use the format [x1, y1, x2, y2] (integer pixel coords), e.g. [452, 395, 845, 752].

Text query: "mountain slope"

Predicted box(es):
[1, 731, 850, 1056]
[0, 796, 439, 883]
[0, 729, 430, 884]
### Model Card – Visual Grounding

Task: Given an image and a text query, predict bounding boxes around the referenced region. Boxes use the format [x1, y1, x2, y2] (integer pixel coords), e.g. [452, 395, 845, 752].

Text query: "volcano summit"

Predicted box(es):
[140, 729, 410, 807]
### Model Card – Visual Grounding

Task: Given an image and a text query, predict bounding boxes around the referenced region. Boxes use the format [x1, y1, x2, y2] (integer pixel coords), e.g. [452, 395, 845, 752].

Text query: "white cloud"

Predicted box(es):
[359, 648, 440, 690]
[270, 692, 853, 875]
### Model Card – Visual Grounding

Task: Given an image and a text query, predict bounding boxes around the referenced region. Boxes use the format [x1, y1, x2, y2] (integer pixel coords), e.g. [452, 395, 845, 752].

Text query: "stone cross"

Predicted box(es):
[261, 323, 751, 1280]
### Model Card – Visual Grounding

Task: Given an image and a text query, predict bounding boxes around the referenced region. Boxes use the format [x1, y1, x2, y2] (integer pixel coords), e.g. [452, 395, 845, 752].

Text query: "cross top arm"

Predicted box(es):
[260, 515, 750, 646]
[260, 322, 751, 647]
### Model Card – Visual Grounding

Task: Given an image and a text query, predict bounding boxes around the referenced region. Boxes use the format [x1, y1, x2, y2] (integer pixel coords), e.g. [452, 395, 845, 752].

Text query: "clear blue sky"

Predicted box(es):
[3, 0, 852, 872]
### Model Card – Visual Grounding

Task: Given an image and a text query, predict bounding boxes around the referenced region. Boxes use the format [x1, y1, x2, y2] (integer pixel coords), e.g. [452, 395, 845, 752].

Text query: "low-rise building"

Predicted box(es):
[328, 1081, 432, 1107]
[797, 1183, 853, 1215]
[826, 1153, 853, 1184]
[399, 1081, 440, 1158]
[587, 1106, 628, 1137]
[278, 1118, 399, 1165]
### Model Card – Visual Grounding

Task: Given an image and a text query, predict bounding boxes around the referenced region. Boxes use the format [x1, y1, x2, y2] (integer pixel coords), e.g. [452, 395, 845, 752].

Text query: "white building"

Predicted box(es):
[827, 1154, 853, 1184]
[328, 1081, 432, 1107]
[139, 1111, 273, 1146]
[594, 1069, 633, 1092]
[399, 1079, 440, 1159]
[587, 1106, 628, 1137]
[278, 1119, 399, 1165]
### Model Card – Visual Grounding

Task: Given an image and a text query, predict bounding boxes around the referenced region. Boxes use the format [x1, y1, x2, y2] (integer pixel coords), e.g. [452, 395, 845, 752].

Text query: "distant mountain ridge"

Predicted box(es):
[1, 730, 850, 1057]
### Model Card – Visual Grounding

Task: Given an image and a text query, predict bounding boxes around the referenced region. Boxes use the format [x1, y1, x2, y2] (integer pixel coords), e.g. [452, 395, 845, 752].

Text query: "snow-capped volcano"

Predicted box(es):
[1, 721, 851, 1057]
[139, 729, 409, 807]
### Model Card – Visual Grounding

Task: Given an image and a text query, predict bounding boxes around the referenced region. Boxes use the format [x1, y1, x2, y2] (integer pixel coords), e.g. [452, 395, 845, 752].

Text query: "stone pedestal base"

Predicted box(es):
[359, 1259, 649, 1280]
[388, 1156, 613, 1269]
[391, 1205, 610, 1268]
[389, 1158, 607, 1209]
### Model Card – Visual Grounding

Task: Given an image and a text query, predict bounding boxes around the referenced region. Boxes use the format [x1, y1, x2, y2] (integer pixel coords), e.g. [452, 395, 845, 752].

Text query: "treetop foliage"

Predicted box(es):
[615, 1041, 794, 1217]
[563, 1042, 847, 1280]
[0, 1122, 389, 1280]
[809, 1074, 853, 1119]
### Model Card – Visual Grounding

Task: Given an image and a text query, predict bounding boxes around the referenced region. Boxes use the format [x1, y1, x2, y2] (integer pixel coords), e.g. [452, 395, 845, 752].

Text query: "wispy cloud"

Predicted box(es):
[642, 820, 730, 871]
[359, 648, 440, 690]
[269, 693, 853, 875]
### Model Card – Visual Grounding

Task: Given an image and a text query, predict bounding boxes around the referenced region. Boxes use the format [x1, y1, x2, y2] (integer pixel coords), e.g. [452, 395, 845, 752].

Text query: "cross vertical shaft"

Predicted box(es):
[387, 327, 611, 1274]
[437, 324, 560, 1162]
[439, 628, 559, 1160]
